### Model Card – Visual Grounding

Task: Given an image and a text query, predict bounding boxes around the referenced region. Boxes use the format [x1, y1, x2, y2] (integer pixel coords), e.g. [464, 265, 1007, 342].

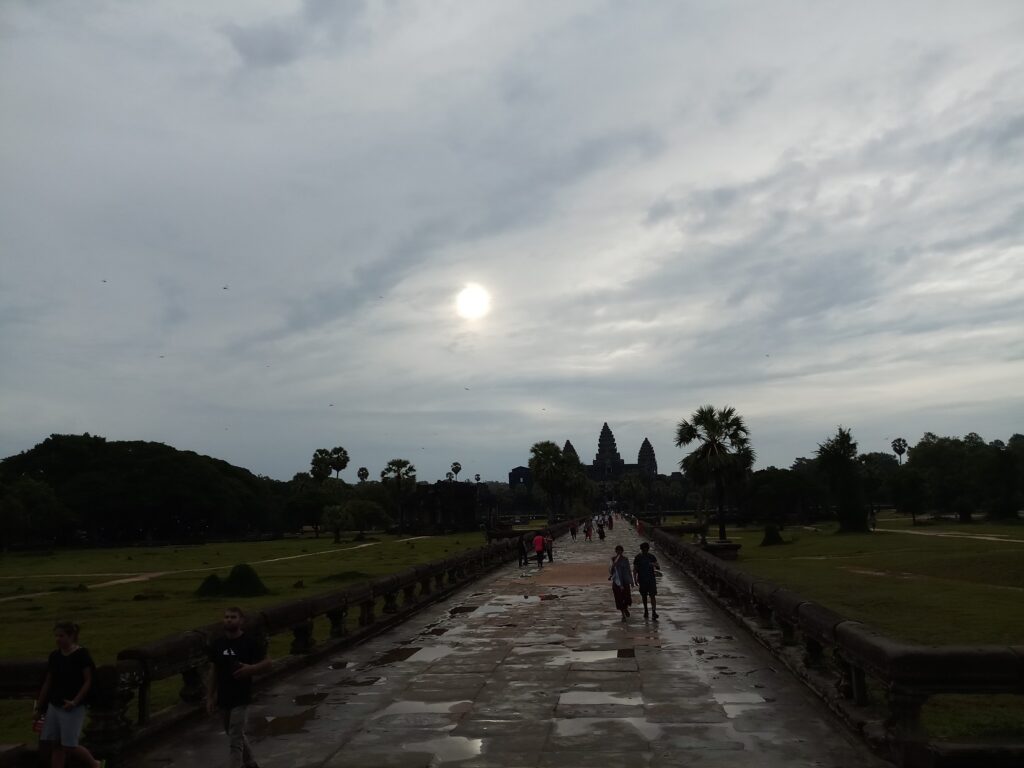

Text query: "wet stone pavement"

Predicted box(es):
[136, 523, 888, 768]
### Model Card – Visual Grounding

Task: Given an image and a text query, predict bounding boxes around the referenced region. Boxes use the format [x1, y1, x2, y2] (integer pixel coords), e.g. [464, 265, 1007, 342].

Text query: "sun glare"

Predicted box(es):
[456, 283, 491, 320]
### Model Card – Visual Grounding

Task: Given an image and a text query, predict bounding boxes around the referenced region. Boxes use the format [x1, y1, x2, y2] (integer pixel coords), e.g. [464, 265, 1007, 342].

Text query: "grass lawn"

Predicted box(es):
[0, 532, 487, 743]
[717, 519, 1024, 742]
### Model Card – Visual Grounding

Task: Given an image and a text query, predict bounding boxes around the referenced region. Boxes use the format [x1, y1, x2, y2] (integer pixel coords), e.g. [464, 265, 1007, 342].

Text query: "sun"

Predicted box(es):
[455, 283, 491, 320]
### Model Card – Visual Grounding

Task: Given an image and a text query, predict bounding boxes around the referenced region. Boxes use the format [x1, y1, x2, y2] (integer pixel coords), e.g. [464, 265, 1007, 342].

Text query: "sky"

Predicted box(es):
[2, 1, 1023, 483]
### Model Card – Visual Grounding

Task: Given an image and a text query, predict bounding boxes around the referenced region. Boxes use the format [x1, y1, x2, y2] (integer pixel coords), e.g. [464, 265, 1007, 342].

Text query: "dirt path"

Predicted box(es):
[0, 537, 429, 603]
[874, 527, 1024, 544]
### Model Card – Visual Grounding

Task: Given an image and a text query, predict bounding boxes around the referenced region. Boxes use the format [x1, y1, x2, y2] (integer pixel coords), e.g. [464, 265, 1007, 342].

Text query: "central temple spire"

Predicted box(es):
[593, 422, 626, 477]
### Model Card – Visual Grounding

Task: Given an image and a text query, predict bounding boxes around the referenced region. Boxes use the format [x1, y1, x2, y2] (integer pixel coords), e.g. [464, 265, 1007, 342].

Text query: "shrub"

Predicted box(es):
[221, 563, 269, 596]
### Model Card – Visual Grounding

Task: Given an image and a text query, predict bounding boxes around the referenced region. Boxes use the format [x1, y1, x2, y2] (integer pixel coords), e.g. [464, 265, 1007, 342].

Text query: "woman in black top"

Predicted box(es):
[33, 621, 103, 768]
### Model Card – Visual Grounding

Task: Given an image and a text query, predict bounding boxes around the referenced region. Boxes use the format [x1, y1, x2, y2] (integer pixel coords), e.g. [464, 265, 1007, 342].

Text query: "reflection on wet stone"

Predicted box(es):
[133, 521, 889, 768]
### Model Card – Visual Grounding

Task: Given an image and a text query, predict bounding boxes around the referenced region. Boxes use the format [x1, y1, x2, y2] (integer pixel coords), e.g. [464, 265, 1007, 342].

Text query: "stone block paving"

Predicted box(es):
[136, 523, 888, 767]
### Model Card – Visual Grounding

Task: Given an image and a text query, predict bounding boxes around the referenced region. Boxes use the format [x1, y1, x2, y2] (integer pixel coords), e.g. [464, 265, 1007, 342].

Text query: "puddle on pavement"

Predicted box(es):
[617, 648, 635, 658]
[424, 627, 449, 636]
[403, 735, 482, 762]
[551, 649, 620, 665]
[540, 594, 560, 600]
[723, 703, 765, 717]
[408, 645, 455, 662]
[375, 700, 473, 717]
[327, 660, 351, 670]
[555, 717, 662, 741]
[292, 691, 328, 706]
[336, 676, 384, 687]
[367, 647, 421, 666]
[559, 691, 642, 706]
[714, 692, 766, 704]
[449, 605, 478, 615]
[255, 707, 318, 736]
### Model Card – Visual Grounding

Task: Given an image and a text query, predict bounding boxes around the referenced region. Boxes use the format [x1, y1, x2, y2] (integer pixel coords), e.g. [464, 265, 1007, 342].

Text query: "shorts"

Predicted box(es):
[40, 702, 87, 747]
[637, 580, 657, 597]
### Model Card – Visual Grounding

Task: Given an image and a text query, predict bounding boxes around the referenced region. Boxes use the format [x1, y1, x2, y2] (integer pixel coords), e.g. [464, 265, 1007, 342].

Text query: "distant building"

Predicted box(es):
[508, 465, 532, 491]
[510, 423, 659, 486]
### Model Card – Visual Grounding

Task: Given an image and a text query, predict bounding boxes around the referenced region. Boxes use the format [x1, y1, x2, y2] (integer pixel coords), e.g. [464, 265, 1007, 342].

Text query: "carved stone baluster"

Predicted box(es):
[326, 607, 348, 638]
[383, 591, 398, 614]
[359, 599, 375, 627]
[290, 620, 315, 654]
[403, 584, 417, 606]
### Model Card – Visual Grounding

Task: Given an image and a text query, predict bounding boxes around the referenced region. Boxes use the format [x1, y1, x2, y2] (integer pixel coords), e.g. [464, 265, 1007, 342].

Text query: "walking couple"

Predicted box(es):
[608, 542, 660, 622]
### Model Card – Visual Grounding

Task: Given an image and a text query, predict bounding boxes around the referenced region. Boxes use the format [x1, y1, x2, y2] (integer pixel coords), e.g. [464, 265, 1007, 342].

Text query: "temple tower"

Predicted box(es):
[592, 422, 626, 479]
[638, 438, 657, 478]
[563, 440, 579, 463]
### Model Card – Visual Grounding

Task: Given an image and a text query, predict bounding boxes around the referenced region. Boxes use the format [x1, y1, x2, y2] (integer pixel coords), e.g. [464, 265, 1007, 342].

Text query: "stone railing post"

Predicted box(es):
[326, 607, 348, 638]
[402, 584, 417, 606]
[886, 686, 929, 766]
[179, 666, 205, 704]
[383, 591, 399, 614]
[420, 574, 433, 596]
[83, 662, 140, 767]
[290, 619, 315, 654]
[359, 598, 375, 627]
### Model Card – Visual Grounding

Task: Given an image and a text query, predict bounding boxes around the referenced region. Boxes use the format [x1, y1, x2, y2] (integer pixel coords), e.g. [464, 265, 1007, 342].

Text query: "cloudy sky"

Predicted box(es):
[2, 1, 1023, 483]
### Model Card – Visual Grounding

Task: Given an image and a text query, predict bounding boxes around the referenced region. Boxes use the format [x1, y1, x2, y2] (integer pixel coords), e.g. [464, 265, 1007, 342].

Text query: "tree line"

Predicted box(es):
[0, 434, 462, 549]
[521, 407, 1024, 537]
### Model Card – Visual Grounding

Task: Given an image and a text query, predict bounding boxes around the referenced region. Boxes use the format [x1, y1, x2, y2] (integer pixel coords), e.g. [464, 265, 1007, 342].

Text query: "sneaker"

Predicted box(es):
[644, 610, 649, 619]
[652, 611, 659, 621]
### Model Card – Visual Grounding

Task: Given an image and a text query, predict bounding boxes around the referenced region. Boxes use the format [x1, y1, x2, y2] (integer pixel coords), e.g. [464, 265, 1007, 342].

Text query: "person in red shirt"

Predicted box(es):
[532, 532, 545, 568]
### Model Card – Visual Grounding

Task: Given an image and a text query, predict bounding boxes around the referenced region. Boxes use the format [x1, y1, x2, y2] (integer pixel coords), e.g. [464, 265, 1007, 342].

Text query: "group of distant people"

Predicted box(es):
[519, 513, 663, 622]
[34, 608, 270, 768]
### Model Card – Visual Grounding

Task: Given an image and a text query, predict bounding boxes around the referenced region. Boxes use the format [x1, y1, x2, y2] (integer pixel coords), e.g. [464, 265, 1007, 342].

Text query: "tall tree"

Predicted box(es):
[675, 405, 753, 541]
[329, 446, 350, 479]
[474, 473, 481, 483]
[891, 437, 908, 465]
[380, 458, 416, 531]
[817, 426, 868, 532]
[310, 448, 332, 483]
[451, 461, 462, 481]
[357, 466, 369, 483]
[528, 441, 585, 524]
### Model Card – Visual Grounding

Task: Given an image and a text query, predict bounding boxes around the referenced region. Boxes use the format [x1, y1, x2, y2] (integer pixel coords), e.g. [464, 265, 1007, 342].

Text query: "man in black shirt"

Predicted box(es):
[207, 607, 271, 768]
[633, 542, 661, 620]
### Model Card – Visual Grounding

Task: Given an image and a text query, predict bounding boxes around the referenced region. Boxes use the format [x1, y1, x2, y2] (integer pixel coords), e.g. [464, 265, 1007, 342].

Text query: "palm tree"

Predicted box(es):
[891, 437, 908, 465]
[446, 471, 455, 482]
[328, 446, 350, 479]
[357, 466, 369, 483]
[474, 473, 481, 483]
[451, 461, 462, 481]
[380, 458, 416, 531]
[675, 405, 753, 541]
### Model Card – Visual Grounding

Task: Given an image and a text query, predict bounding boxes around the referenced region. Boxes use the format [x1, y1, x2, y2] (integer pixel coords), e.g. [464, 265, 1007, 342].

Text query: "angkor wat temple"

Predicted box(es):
[567, 422, 657, 482]
[508, 423, 658, 489]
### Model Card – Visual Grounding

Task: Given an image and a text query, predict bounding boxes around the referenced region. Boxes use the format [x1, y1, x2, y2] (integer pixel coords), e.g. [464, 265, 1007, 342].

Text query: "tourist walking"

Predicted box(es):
[533, 531, 546, 568]
[606, 514, 613, 531]
[597, 521, 606, 541]
[544, 530, 554, 563]
[633, 542, 660, 620]
[584, 520, 593, 542]
[207, 607, 272, 768]
[33, 621, 103, 768]
[569, 521, 578, 541]
[609, 545, 634, 621]
[517, 533, 530, 567]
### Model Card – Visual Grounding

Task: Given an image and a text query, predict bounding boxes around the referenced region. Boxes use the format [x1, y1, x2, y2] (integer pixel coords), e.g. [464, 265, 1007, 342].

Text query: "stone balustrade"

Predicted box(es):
[645, 525, 1024, 768]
